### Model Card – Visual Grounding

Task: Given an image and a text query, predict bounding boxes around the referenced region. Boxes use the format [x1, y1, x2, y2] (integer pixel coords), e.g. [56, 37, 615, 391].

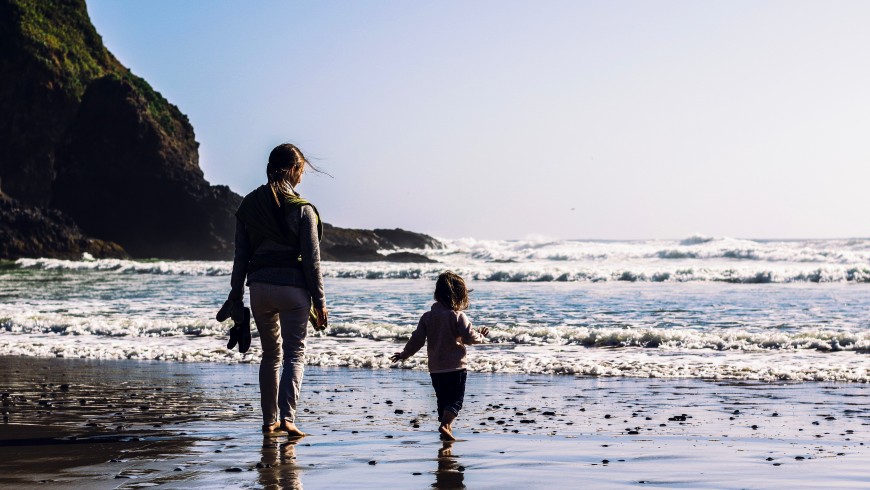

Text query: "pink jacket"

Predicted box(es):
[400, 302, 486, 373]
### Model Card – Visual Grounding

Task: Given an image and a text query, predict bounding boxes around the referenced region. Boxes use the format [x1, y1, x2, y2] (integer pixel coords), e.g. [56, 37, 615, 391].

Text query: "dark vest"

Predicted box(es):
[236, 185, 322, 273]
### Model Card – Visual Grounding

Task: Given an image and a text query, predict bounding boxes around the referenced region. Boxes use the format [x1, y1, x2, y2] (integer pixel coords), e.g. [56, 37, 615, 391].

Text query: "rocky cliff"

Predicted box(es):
[50, 75, 240, 259]
[0, 0, 441, 261]
[0, 0, 120, 206]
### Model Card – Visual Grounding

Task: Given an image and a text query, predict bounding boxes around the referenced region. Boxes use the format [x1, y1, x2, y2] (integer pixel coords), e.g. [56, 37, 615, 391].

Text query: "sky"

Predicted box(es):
[86, 0, 870, 240]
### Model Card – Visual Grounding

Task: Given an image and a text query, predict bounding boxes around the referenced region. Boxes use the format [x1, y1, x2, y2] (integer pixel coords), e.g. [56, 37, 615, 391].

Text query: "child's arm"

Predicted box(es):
[457, 313, 488, 345]
[390, 314, 427, 362]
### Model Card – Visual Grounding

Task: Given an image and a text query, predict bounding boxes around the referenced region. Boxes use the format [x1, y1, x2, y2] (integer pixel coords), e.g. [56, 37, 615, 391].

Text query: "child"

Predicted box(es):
[391, 271, 489, 441]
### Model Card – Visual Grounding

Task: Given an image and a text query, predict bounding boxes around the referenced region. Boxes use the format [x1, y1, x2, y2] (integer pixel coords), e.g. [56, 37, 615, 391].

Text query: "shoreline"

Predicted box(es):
[1, 356, 867, 488]
[2, 331, 867, 383]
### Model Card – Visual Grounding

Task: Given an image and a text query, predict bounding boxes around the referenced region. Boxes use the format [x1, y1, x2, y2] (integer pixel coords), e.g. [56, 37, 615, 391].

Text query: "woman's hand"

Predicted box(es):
[389, 352, 404, 362]
[478, 326, 490, 337]
[316, 306, 328, 328]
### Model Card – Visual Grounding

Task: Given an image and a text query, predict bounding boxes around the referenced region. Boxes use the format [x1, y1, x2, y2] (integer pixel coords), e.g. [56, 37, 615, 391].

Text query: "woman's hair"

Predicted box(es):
[266, 143, 328, 204]
[434, 271, 469, 311]
[267, 143, 307, 185]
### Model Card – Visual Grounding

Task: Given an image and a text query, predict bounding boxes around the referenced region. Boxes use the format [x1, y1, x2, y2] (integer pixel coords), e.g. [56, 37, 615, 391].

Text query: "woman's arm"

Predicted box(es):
[228, 218, 252, 301]
[299, 205, 326, 321]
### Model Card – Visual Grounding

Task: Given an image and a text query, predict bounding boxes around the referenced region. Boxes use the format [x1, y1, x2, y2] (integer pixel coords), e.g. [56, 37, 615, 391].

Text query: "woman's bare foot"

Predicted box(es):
[262, 421, 282, 433]
[438, 424, 456, 441]
[282, 420, 306, 438]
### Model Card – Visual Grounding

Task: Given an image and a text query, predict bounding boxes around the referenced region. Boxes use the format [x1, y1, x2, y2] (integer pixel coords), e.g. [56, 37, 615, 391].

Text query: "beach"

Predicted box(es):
[1, 356, 867, 489]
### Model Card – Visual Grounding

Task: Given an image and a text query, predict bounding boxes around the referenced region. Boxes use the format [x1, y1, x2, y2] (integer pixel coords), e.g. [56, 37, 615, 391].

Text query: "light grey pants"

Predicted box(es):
[249, 282, 311, 425]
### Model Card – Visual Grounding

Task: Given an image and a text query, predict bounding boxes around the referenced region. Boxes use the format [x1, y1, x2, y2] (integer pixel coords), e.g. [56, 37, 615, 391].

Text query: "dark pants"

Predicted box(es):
[430, 369, 467, 421]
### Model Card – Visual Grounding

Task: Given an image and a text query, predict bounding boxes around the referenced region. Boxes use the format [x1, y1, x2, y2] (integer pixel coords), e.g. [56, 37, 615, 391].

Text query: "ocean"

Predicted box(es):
[2, 235, 868, 382]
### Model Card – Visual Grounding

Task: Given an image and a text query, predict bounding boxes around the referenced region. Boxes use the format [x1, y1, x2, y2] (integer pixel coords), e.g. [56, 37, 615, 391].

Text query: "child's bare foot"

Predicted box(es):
[281, 420, 306, 438]
[262, 421, 281, 434]
[438, 424, 456, 441]
[438, 410, 458, 440]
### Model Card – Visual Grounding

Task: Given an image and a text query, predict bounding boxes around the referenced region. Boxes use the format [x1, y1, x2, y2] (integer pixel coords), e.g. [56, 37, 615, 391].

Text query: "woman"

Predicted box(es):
[219, 143, 328, 436]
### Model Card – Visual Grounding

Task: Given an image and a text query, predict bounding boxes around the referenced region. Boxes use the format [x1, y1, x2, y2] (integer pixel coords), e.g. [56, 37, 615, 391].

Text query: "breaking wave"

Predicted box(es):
[13, 257, 232, 276]
[4, 313, 868, 354]
[330, 323, 870, 353]
[11, 260, 870, 284]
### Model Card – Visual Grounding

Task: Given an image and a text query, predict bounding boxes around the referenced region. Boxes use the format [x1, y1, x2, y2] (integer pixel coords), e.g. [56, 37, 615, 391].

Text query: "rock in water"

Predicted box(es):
[372, 229, 443, 250]
[319, 224, 442, 262]
[0, 196, 127, 259]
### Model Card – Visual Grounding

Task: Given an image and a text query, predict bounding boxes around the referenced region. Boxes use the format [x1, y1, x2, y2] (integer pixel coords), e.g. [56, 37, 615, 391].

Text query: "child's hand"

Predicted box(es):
[389, 352, 404, 362]
[478, 327, 490, 337]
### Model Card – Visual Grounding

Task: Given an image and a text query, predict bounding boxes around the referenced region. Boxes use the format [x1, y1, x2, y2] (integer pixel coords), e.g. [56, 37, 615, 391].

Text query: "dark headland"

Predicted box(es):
[0, 0, 440, 262]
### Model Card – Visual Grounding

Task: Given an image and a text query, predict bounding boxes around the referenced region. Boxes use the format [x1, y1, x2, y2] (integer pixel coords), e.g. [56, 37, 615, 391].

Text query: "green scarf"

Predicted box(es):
[284, 195, 324, 241]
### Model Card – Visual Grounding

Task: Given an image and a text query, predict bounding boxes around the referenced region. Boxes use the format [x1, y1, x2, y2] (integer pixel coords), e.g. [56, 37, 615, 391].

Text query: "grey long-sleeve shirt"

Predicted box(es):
[229, 202, 325, 308]
[400, 302, 486, 373]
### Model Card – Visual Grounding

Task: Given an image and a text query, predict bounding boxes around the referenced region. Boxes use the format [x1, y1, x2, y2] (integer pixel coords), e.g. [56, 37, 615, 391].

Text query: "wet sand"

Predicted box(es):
[0, 356, 867, 489]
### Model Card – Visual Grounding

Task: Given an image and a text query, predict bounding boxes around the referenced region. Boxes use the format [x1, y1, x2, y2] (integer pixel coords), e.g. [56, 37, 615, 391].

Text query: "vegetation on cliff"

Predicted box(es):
[9, 0, 182, 134]
[12, 0, 119, 98]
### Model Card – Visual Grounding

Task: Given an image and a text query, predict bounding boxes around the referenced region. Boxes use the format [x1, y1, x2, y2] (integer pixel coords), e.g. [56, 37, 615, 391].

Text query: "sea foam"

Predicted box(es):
[12, 236, 870, 283]
[1, 332, 865, 382]
[3, 310, 867, 354]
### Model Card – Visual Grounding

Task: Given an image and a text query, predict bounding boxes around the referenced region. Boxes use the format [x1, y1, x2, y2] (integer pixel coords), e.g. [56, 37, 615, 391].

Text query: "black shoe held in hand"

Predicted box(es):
[218, 299, 251, 353]
[237, 306, 251, 353]
[226, 306, 251, 353]
[216, 298, 242, 322]
[227, 323, 241, 350]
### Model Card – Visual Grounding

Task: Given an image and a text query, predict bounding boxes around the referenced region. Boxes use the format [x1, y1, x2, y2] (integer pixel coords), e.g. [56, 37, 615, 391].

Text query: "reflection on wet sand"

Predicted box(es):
[433, 441, 465, 489]
[258, 436, 303, 490]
